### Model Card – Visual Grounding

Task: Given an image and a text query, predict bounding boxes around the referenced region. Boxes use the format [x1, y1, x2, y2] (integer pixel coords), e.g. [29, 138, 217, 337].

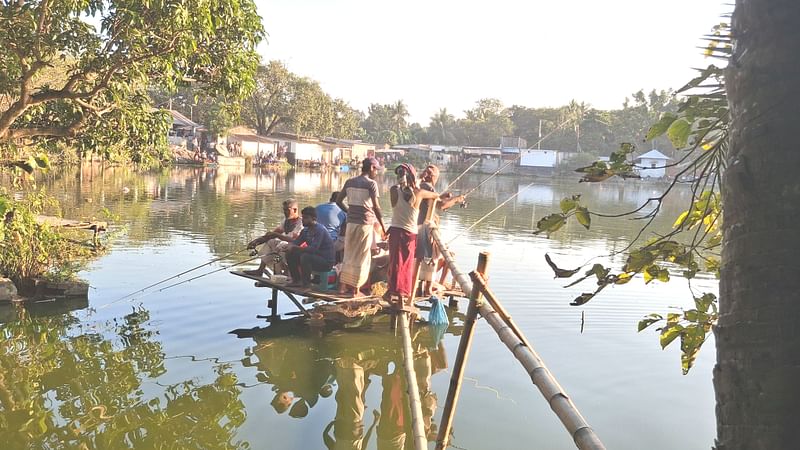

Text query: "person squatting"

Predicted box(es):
[246, 158, 464, 309]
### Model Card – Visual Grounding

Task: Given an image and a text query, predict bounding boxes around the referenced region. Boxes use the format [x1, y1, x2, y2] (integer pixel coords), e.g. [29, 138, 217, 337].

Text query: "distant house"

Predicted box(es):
[321, 137, 376, 163]
[225, 126, 277, 158]
[393, 144, 432, 161]
[166, 109, 205, 148]
[519, 149, 559, 176]
[636, 149, 671, 178]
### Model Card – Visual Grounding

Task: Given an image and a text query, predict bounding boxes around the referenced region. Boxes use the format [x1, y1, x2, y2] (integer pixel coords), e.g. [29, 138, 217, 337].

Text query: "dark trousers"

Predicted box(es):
[287, 248, 333, 285]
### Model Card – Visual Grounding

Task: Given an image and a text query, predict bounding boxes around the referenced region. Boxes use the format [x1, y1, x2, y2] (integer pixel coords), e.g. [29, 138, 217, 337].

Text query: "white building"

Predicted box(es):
[636, 149, 671, 178]
[519, 149, 559, 175]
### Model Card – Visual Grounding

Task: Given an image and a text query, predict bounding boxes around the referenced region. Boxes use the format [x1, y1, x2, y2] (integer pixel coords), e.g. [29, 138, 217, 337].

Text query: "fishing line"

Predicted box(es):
[460, 118, 571, 200]
[443, 158, 480, 192]
[447, 181, 535, 246]
[96, 253, 259, 310]
[107, 247, 250, 304]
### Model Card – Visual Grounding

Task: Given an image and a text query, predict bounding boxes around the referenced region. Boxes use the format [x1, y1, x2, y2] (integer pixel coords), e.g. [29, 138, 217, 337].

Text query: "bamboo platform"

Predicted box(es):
[230, 270, 466, 323]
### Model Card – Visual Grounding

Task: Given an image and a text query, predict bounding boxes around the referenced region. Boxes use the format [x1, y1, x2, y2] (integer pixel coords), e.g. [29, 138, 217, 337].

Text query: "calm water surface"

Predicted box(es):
[0, 165, 717, 449]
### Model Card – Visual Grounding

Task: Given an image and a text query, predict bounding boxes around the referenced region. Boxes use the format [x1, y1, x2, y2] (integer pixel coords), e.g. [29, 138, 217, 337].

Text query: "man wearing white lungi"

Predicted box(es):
[336, 157, 385, 297]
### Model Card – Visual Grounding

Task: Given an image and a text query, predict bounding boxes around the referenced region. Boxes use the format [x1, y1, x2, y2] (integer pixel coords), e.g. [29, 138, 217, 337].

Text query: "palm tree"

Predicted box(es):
[428, 108, 456, 145]
[389, 100, 409, 134]
[561, 100, 589, 152]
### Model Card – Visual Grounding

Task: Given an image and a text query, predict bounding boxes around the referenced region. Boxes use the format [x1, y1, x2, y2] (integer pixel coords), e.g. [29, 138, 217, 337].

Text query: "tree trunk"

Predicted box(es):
[715, 1, 800, 448]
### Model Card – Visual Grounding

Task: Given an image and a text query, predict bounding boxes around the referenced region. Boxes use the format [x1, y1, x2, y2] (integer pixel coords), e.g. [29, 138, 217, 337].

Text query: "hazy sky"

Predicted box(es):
[253, 0, 729, 123]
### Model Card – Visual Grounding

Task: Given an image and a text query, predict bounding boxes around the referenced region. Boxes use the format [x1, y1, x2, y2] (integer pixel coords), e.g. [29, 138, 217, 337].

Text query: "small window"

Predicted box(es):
[651, 162, 657, 168]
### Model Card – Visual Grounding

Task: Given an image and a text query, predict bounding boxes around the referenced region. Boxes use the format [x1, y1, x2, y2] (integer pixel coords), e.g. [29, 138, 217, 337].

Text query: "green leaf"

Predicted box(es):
[646, 113, 677, 141]
[660, 324, 683, 349]
[638, 314, 663, 332]
[544, 253, 580, 278]
[0, 196, 9, 218]
[570, 292, 595, 306]
[560, 197, 579, 213]
[693, 293, 717, 313]
[575, 206, 591, 229]
[34, 153, 50, 169]
[667, 118, 691, 148]
[534, 213, 566, 236]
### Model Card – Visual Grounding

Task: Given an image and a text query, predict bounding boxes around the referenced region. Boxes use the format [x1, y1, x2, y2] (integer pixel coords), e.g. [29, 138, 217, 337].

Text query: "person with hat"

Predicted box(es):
[336, 157, 386, 297]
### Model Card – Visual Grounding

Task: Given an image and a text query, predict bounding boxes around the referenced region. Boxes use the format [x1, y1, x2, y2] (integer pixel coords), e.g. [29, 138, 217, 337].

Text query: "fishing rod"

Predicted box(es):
[447, 181, 535, 245]
[153, 254, 261, 294]
[106, 247, 250, 304]
[443, 158, 481, 192]
[460, 118, 571, 200]
[95, 254, 261, 310]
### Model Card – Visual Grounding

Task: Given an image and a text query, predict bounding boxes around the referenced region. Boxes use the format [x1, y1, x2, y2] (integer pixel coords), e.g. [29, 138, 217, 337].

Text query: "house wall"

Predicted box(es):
[292, 142, 325, 162]
[351, 143, 374, 160]
[638, 158, 666, 178]
[520, 149, 558, 168]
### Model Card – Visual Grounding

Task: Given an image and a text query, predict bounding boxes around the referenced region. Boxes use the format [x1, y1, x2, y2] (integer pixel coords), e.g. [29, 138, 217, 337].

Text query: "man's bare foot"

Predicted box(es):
[243, 268, 263, 276]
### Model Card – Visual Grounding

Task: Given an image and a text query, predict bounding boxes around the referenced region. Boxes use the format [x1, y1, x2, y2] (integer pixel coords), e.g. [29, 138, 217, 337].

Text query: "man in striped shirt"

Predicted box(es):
[336, 157, 386, 297]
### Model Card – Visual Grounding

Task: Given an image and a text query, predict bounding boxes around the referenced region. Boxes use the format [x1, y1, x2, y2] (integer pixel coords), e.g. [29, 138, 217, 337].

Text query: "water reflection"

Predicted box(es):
[236, 317, 454, 450]
[3, 163, 718, 449]
[0, 308, 249, 449]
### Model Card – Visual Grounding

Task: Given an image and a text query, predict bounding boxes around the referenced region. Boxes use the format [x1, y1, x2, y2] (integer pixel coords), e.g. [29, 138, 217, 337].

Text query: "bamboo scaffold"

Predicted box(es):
[398, 312, 429, 450]
[430, 226, 605, 450]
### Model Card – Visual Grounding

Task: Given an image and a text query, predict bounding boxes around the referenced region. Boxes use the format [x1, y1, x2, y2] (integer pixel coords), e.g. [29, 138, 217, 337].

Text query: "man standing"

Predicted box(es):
[336, 157, 385, 297]
[245, 199, 303, 276]
[277, 207, 336, 288]
[414, 165, 464, 296]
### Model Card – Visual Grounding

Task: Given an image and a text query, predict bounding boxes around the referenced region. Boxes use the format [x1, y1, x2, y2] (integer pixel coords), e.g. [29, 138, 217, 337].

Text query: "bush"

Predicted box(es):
[0, 192, 94, 287]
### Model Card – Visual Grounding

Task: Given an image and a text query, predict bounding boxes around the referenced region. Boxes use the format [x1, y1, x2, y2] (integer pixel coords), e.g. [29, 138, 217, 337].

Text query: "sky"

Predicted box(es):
[253, 0, 729, 123]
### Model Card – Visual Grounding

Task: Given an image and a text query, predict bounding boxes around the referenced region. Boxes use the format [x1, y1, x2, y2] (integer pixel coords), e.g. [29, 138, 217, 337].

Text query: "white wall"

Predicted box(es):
[520, 149, 558, 167]
[293, 142, 325, 161]
[638, 158, 666, 178]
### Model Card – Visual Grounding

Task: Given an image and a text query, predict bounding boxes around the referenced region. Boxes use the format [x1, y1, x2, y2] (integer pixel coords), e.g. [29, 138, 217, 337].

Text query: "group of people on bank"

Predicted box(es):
[244, 157, 463, 307]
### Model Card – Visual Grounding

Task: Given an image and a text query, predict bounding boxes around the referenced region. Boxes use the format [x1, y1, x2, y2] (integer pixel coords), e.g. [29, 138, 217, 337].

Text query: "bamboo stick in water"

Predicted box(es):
[435, 251, 490, 450]
[430, 227, 605, 450]
[398, 312, 428, 450]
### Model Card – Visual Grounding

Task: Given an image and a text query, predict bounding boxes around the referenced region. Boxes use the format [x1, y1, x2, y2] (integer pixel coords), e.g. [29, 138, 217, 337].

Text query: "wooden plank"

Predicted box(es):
[230, 270, 383, 305]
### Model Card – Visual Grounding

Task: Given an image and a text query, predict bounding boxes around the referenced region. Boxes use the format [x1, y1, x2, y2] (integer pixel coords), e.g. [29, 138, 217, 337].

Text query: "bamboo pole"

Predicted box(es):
[430, 228, 604, 450]
[398, 312, 428, 450]
[435, 250, 489, 450]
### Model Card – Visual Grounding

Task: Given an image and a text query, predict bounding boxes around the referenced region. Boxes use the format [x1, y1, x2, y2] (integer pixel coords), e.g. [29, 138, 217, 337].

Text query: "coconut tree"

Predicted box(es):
[428, 108, 456, 145]
[560, 100, 589, 152]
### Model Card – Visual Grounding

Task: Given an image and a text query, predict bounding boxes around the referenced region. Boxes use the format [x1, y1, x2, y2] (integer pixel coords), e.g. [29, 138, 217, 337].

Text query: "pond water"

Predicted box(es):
[0, 164, 717, 449]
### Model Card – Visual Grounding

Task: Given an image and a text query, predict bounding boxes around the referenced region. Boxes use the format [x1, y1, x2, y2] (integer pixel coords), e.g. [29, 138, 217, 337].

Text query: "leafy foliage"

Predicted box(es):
[0, 308, 249, 448]
[0, 190, 96, 285]
[638, 293, 718, 374]
[533, 21, 730, 373]
[0, 0, 264, 160]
